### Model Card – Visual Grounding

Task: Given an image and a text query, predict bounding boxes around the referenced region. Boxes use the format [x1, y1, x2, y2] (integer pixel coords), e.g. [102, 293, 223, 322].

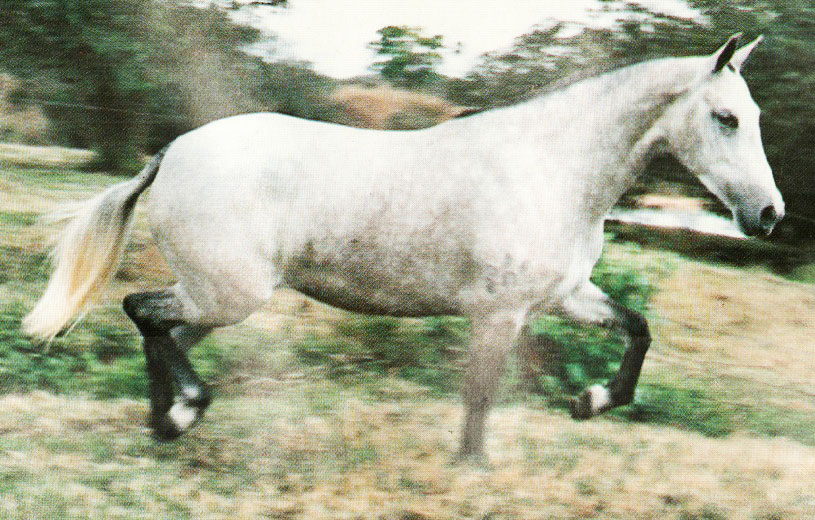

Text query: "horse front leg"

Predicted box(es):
[459, 309, 525, 460]
[561, 283, 651, 419]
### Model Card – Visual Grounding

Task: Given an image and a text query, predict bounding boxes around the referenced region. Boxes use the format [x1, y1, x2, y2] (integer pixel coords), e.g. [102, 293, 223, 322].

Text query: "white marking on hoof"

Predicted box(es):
[587, 384, 611, 414]
[180, 385, 200, 401]
[168, 401, 198, 431]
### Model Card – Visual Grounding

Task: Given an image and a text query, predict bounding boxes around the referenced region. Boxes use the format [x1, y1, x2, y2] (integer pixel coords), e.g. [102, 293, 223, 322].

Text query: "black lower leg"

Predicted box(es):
[606, 302, 651, 406]
[570, 302, 650, 420]
[123, 290, 210, 439]
[154, 336, 211, 408]
[171, 325, 212, 353]
[143, 339, 174, 426]
[147, 335, 210, 440]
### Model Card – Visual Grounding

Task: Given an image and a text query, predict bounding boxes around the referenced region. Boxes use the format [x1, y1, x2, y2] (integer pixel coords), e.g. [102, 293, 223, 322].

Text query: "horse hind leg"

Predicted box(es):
[123, 289, 212, 440]
[171, 324, 212, 353]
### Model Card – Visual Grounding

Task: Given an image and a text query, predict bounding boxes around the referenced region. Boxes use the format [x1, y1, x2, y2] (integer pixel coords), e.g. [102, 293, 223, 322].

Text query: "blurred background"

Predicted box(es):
[1, 0, 813, 246]
[2, 1, 815, 518]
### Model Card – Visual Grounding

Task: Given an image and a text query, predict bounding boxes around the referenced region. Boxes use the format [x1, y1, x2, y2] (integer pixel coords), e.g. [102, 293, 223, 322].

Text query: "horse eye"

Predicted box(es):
[712, 110, 739, 130]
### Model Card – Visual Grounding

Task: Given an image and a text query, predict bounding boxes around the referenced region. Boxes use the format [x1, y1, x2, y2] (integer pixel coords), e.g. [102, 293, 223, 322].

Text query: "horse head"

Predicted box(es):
[661, 33, 784, 237]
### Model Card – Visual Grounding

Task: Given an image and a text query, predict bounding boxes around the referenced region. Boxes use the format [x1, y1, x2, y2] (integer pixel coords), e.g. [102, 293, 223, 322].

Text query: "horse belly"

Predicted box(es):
[280, 241, 475, 317]
[286, 274, 460, 317]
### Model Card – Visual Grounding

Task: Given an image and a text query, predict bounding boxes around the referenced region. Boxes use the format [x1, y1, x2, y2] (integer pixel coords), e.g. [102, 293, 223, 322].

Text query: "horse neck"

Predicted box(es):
[502, 57, 703, 219]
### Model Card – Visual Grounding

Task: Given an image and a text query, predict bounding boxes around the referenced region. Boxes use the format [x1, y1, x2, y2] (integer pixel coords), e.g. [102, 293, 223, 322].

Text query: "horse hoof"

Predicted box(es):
[151, 414, 184, 441]
[569, 394, 592, 420]
[150, 401, 205, 441]
[452, 451, 491, 470]
[570, 384, 610, 420]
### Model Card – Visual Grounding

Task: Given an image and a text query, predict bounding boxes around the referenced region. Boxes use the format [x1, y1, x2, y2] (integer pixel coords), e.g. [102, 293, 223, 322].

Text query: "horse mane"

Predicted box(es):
[454, 55, 665, 118]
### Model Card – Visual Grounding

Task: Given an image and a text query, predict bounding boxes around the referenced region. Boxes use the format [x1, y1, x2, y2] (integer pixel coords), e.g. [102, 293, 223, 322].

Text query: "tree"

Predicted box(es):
[257, 61, 340, 123]
[369, 26, 444, 90]
[0, 0, 262, 171]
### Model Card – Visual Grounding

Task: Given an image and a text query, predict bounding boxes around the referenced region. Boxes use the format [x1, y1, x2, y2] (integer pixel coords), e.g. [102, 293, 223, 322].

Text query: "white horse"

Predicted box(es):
[24, 34, 783, 459]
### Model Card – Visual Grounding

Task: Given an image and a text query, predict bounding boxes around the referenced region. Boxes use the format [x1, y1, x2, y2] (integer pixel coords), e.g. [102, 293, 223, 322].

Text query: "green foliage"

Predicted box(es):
[369, 26, 444, 90]
[257, 61, 341, 122]
[0, 302, 230, 399]
[294, 315, 467, 394]
[1, 0, 150, 170]
[0, 1, 355, 171]
[617, 384, 733, 438]
[531, 252, 658, 396]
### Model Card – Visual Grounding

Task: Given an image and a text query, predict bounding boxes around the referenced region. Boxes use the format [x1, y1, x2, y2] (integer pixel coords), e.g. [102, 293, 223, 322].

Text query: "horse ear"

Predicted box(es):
[731, 35, 764, 71]
[711, 33, 743, 73]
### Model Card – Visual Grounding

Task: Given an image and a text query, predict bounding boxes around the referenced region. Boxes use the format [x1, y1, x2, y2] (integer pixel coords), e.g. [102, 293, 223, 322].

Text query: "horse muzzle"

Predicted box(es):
[736, 202, 785, 237]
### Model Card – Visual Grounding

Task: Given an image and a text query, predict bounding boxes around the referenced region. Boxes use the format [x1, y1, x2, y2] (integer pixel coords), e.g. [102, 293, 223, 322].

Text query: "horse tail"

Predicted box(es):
[23, 145, 170, 341]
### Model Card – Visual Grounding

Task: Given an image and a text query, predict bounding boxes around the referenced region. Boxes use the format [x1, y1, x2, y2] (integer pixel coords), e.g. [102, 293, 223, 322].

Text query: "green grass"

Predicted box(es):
[0, 302, 233, 400]
[615, 384, 734, 437]
[0, 246, 49, 285]
[784, 261, 815, 284]
[1, 163, 121, 191]
[294, 315, 468, 396]
[0, 211, 37, 227]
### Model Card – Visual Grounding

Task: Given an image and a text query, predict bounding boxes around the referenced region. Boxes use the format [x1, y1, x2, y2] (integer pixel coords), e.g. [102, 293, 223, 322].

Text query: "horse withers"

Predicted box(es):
[24, 34, 783, 459]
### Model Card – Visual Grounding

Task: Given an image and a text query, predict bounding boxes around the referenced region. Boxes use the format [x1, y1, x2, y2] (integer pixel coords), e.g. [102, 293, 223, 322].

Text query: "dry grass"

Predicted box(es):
[2, 390, 815, 519]
[652, 263, 815, 397]
[0, 142, 96, 170]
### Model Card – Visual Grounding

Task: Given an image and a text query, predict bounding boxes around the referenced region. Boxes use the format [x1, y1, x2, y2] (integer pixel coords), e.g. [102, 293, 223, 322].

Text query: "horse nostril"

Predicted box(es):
[759, 205, 778, 229]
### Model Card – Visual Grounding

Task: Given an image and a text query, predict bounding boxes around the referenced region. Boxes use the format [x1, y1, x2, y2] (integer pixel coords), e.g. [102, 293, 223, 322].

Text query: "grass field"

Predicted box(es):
[2, 156, 815, 519]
